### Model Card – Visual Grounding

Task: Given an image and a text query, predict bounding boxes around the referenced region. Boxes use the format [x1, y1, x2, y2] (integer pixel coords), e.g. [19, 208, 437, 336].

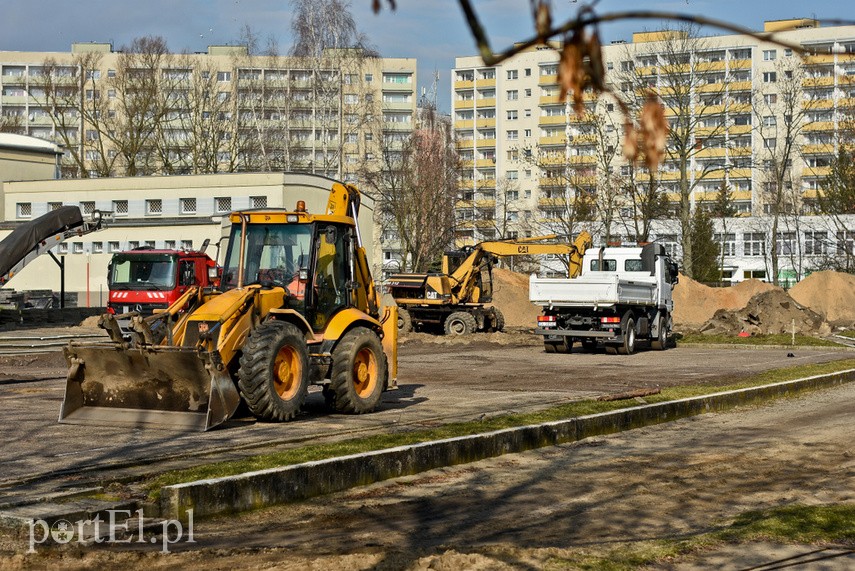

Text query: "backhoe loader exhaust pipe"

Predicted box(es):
[59, 342, 241, 431]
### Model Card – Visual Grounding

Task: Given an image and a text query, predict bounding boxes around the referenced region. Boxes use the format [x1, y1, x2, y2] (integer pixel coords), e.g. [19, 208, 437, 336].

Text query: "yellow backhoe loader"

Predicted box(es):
[60, 176, 397, 431]
[388, 232, 591, 335]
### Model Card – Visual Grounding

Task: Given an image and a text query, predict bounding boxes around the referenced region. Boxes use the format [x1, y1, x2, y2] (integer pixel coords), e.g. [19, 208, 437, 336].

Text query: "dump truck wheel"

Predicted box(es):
[555, 336, 573, 353]
[651, 314, 668, 351]
[397, 308, 413, 333]
[329, 327, 386, 414]
[444, 311, 477, 336]
[617, 317, 636, 355]
[238, 320, 309, 421]
[544, 341, 557, 353]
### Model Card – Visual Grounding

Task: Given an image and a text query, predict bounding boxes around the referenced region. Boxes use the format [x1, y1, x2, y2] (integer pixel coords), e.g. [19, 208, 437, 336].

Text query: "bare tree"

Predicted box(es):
[361, 107, 459, 272]
[0, 115, 24, 134]
[753, 57, 810, 285]
[615, 25, 732, 276]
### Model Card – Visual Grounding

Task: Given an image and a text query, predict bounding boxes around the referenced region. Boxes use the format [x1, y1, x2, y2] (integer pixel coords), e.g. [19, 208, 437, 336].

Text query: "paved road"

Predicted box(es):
[124, 379, 855, 570]
[0, 331, 852, 509]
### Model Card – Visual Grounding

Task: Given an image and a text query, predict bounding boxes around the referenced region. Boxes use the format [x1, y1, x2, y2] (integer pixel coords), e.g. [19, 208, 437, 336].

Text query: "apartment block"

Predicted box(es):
[452, 19, 855, 282]
[0, 43, 416, 184]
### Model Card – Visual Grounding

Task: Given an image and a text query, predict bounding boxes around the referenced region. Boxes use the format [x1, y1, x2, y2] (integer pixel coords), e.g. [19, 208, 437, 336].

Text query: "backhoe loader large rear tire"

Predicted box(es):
[238, 320, 309, 422]
[329, 327, 386, 414]
[444, 311, 477, 336]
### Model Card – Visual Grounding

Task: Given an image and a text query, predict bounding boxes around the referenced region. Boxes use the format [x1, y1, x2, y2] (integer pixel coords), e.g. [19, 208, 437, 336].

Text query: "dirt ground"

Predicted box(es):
[3, 379, 853, 570]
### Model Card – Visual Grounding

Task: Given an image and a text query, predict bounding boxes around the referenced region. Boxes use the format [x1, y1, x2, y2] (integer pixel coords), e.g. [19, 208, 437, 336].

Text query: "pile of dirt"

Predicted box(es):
[490, 268, 541, 329]
[672, 275, 777, 327]
[789, 271, 855, 326]
[697, 289, 831, 336]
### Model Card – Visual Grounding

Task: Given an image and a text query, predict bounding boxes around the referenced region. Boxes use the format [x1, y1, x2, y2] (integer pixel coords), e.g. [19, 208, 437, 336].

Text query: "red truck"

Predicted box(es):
[107, 246, 217, 316]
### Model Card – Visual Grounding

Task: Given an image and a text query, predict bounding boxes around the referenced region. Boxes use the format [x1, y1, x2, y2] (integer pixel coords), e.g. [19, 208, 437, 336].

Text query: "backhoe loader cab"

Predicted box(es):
[60, 177, 397, 431]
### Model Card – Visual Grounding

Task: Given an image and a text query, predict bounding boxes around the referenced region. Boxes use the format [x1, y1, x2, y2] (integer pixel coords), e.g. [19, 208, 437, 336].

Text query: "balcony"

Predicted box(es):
[475, 118, 496, 128]
[538, 115, 567, 126]
[474, 179, 496, 190]
[538, 73, 558, 86]
[475, 199, 496, 208]
[539, 94, 562, 105]
[568, 155, 596, 166]
[455, 99, 474, 109]
[802, 144, 835, 155]
[476, 78, 496, 87]
[695, 147, 728, 158]
[697, 60, 727, 73]
[728, 58, 752, 70]
[572, 134, 597, 144]
[539, 155, 567, 166]
[803, 76, 835, 87]
[727, 81, 753, 92]
[728, 125, 752, 136]
[804, 121, 835, 132]
[805, 166, 832, 177]
[729, 147, 752, 157]
[539, 135, 567, 146]
[475, 158, 496, 168]
[456, 139, 475, 150]
[454, 79, 474, 90]
[803, 98, 834, 110]
[455, 199, 474, 208]
[804, 54, 836, 65]
[455, 119, 474, 130]
[475, 97, 496, 108]
[475, 138, 496, 148]
[538, 178, 565, 188]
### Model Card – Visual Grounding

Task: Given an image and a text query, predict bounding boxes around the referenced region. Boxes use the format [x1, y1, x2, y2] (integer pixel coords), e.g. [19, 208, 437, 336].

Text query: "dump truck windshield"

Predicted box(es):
[222, 224, 313, 297]
[110, 254, 176, 290]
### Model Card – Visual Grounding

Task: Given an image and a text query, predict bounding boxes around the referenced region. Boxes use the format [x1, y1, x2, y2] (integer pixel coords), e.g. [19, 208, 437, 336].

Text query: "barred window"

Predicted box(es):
[180, 240, 193, 250]
[48, 202, 63, 211]
[113, 200, 128, 216]
[251, 196, 267, 208]
[180, 197, 196, 214]
[16, 203, 32, 218]
[145, 241, 156, 248]
[80, 201, 95, 215]
[128, 241, 139, 249]
[145, 199, 162, 215]
[215, 197, 231, 213]
[165, 240, 176, 250]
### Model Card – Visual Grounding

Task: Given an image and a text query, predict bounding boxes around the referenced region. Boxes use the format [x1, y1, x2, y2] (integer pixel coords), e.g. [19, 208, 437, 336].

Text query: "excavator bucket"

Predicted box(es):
[59, 342, 241, 431]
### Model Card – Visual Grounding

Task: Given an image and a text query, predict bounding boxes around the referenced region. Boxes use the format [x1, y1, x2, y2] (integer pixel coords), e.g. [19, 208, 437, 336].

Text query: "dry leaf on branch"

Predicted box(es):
[532, 0, 552, 40]
[622, 120, 639, 163]
[639, 94, 668, 171]
[372, 0, 396, 13]
[557, 27, 607, 116]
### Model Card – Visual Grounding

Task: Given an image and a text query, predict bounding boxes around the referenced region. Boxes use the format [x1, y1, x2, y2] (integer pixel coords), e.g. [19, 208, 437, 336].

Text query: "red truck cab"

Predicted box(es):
[107, 248, 217, 316]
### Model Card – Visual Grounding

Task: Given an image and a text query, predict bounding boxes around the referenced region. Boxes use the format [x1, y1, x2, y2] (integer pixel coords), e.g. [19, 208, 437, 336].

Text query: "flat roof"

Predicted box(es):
[0, 134, 62, 156]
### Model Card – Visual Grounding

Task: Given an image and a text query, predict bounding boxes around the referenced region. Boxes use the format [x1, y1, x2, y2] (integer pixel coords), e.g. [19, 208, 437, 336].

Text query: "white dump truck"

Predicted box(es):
[529, 243, 679, 354]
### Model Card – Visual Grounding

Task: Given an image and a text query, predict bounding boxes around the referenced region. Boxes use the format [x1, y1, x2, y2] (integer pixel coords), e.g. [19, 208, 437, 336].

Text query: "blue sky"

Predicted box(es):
[0, 1, 843, 112]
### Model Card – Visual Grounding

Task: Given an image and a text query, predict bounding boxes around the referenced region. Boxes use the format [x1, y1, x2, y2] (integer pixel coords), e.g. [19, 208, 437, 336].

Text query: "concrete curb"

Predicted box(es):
[160, 368, 855, 521]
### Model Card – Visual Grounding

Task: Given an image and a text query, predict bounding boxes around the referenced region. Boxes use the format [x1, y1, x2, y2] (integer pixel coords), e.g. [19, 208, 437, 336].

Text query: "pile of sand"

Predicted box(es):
[698, 289, 830, 336]
[789, 271, 855, 326]
[490, 268, 541, 328]
[672, 275, 777, 327]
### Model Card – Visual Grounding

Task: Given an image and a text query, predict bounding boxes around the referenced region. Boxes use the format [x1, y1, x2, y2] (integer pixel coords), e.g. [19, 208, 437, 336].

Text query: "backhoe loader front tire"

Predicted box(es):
[397, 308, 413, 333]
[329, 327, 386, 414]
[444, 312, 477, 336]
[238, 320, 309, 422]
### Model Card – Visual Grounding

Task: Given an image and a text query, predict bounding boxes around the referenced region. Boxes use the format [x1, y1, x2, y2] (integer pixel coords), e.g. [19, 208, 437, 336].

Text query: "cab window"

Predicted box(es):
[624, 259, 644, 272]
[590, 259, 616, 271]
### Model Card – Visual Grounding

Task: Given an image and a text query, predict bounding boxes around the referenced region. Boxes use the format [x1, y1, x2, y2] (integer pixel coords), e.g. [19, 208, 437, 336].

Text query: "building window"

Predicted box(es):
[180, 240, 193, 250]
[507, 90, 518, 100]
[112, 200, 128, 216]
[108, 241, 120, 253]
[180, 197, 196, 215]
[145, 240, 156, 248]
[215, 197, 232, 213]
[804, 231, 827, 255]
[48, 202, 63, 211]
[165, 240, 176, 250]
[775, 232, 796, 256]
[507, 69, 518, 80]
[57, 244, 68, 254]
[16, 203, 32, 218]
[364, 73, 373, 82]
[507, 110, 518, 120]
[763, 71, 777, 83]
[217, 71, 231, 82]
[524, 129, 531, 137]
[145, 199, 162, 215]
[80, 201, 95, 215]
[714, 233, 737, 256]
[763, 49, 777, 61]
[744, 232, 766, 256]
[72, 243, 83, 254]
[92, 242, 103, 254]
[251, 196, 267, 209]
[507, 130, 518, 140]
[128, 241, 139, 250]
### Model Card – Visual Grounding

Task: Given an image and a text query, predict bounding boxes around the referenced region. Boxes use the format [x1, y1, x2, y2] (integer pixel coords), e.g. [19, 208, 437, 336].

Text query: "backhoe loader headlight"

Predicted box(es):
[287, 214, 299, 223]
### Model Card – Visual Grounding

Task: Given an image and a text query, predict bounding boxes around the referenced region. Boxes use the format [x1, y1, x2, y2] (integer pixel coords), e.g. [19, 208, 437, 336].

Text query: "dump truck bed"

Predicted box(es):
[529, 273, 658, 308]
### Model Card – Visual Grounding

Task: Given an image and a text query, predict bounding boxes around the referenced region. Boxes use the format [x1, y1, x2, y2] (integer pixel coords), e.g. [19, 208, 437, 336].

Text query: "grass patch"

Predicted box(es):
[142, 358, 855, 500]
[542, 503, 855, 569]
[678, 333, 839, 347]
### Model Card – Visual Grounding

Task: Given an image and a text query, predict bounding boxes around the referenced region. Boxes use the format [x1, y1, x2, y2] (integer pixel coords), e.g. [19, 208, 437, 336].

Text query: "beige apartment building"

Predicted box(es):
[0, 42, 416, 183]
[452, 19, 855, 283]
[0, 43, 415, 297]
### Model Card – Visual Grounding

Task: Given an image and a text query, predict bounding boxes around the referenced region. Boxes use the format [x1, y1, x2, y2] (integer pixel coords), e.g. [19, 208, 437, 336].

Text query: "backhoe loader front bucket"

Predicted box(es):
[60, 342, 241, 431]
